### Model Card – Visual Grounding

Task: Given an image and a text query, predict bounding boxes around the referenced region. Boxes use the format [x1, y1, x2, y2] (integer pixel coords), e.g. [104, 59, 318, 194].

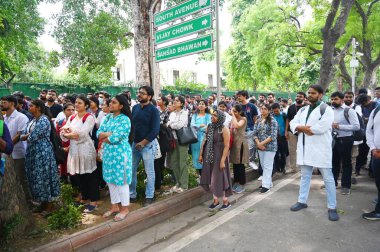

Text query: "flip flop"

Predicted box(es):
[103, 210, 119, 218]
[113, 212, 129, 222]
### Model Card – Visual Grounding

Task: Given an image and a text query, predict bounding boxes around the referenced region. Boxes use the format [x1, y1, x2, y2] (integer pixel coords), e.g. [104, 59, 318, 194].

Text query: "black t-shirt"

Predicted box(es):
[286, 103, 305, 131]
[48, 103, 63, 118]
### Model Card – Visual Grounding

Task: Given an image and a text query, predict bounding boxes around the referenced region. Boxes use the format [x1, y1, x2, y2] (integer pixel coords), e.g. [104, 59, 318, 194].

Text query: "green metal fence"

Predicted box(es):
[7, 83, 298, 101]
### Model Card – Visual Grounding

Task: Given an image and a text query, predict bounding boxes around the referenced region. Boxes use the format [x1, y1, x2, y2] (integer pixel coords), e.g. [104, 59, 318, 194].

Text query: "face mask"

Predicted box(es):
[98, 98, 103, 105]
[331, 102, 340, 108]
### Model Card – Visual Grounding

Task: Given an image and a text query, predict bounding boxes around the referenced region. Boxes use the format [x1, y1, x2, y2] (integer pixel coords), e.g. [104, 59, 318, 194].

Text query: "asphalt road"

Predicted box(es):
[102, 171, 380, 252]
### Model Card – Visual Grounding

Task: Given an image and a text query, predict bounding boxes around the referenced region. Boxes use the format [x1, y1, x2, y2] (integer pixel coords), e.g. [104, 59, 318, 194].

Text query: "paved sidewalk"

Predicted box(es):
[102, 173, 379, 252]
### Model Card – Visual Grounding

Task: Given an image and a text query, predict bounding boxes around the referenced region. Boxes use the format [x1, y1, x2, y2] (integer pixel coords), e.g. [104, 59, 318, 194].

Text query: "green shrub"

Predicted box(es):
[47, 184, 82, 230]
[1, 214, 24, 242]
[47, 204, 82, 230]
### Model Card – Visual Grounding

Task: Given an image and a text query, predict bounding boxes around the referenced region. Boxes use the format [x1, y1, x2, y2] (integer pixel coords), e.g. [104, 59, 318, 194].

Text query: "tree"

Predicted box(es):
[52, 0, 131, 86]
[0, 0, 44, 84]
[338, 0, 380, 89]
[317, 0, 355, 90]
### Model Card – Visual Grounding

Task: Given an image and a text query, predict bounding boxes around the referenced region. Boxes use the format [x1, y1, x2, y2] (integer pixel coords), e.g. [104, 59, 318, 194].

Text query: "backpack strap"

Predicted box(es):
[0, 120, 4, 137]
[69, 113, 92, 123]
[374, 105, 380, 119]
[344, 108, 350, 124]
[319, 103, 328, 117]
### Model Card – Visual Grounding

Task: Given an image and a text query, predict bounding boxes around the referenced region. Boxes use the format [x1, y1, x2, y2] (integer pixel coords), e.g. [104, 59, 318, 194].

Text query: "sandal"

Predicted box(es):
[103, 210, 119, 218]
[113, 211, 129, 222]
[83, 204, 98, 213]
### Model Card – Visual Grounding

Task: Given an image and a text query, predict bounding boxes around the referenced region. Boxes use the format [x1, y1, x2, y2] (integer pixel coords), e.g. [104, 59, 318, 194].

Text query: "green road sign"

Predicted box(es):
[154, 0, 211, 27]
[155, 34, 213, 62]
[155, 14, 212, 44]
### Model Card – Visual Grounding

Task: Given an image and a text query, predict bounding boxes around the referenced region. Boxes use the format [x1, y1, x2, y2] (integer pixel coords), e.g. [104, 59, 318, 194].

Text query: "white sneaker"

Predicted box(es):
[258, 176, 263, 181]
[249, 162, 258, 170]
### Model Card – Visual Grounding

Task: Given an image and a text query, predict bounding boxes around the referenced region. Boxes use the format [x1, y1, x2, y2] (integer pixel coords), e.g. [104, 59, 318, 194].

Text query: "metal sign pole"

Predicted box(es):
[215, 0, 221, 103]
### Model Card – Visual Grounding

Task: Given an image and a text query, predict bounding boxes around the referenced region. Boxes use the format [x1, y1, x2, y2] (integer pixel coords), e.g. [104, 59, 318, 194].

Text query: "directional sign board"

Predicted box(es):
[155, 14, 212, 44]
[155, 34, 213, 62]
[154, 0, 211, 27]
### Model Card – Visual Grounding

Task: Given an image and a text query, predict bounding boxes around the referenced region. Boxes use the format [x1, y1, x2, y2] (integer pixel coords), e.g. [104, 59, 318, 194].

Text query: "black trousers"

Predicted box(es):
[274, 136, 288, 172]
[332, 136, 354, 189]
[78, 170, 100, 202]
[356, 136, 370, 173]
[372, 157, 380, 213]
[233, 164, 246, 185]
[96, 161, 106, 188]
[154, 152, 166, 190]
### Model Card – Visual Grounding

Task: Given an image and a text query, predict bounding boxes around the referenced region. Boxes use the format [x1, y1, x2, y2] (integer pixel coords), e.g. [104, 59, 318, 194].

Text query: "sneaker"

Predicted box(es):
[257, 176, 263, 181]
[234, 185, 245, 194]
[130, 197, 138, 203]
[220, 202, 231, 211]
[341, 188, 351, 195]
[208, 202, 220, 210]
[372, 198, 378, 205]
[290, 202, 308, 212]
[351, 177, 357, 185]
[83, 204, 98, 213]
[362, 211, 380, 221]
[143, 198, 154, 207]
[328, 209, 339, 221]
[232, 183, 238, 192]
[259, 187, 270, 194]
[249, 162, 258, 170]
[174, 187, 186, 193]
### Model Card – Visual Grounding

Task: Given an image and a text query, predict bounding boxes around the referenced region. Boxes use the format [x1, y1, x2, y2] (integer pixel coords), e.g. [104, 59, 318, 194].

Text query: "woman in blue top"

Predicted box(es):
[97, 95, 132, 222]
[21, 100, 60, 215]
[253, 104, 278, 194]
[191, 100, 211, 174]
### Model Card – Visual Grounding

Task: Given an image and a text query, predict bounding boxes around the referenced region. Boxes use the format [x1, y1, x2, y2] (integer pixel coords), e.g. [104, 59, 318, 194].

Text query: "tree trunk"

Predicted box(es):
[130, 0, 161, 92]
[0, 157, 31, 241]
[361, 65, 379, 89]
[318, 0, 354, 91]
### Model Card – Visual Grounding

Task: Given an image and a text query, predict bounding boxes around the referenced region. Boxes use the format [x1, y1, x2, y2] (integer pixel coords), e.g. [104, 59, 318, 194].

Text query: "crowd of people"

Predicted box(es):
[0, 84, 379, 222]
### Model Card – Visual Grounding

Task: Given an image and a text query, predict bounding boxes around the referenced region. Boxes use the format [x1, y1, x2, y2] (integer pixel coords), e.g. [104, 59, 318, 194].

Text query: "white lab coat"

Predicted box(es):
[290, 102, 334, 168]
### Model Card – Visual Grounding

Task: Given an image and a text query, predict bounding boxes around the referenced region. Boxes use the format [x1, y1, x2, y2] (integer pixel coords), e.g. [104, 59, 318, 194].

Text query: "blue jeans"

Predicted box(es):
[258, 150, 276, 189]
[129, 141, 156, 199]
[298, 165, 337, 209]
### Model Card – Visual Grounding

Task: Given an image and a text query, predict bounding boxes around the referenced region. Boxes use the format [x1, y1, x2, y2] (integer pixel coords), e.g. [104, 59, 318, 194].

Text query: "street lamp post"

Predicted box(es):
[350, 38, 359, 95]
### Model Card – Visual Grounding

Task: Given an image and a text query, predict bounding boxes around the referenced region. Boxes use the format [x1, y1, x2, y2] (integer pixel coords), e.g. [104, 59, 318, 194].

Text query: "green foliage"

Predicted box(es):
[47, 184, 82, 230]
[0, 0, 45, 79]
[1, 214, 24, 242]
[54, 0, 131, 73]
[47, 204, 82, 230]
[165, 72, 207, 94]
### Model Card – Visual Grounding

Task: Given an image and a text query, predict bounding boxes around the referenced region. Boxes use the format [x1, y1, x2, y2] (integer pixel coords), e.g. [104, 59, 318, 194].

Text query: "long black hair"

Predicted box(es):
[233, 104, 245, 117]
[30, 99, 52, 119]
[195, 99, 210, 114]
[261, 103, 272, 124]
[114, 94, 132, 119]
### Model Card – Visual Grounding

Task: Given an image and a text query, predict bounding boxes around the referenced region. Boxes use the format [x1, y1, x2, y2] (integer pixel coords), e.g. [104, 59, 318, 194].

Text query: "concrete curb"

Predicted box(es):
[33, 169, 258, 252]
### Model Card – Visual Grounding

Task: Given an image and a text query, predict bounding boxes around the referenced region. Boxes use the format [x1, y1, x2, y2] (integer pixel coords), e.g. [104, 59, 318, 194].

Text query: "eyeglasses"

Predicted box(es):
[137, 91, 148, 95]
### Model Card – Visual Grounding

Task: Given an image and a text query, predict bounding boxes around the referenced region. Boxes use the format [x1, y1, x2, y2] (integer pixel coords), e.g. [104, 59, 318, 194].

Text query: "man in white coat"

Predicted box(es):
[289, 84, 339, 221]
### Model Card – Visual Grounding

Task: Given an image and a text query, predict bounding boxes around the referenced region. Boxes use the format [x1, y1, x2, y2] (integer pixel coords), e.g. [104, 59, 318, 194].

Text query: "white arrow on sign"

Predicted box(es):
[202, 19, 208, 26]
[199, 0, 207, 7]
[202, 40, 209, 46]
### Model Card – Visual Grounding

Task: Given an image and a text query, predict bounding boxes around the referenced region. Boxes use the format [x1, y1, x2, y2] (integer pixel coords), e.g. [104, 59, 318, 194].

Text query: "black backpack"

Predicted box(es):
[49, 120, 66, 164]
[158, 124, 176, 153]
[343, 108, 365, 141]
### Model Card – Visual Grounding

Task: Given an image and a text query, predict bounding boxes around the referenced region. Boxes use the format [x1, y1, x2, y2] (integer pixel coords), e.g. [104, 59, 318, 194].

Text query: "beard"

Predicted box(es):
[307, 96, 318, 103]
[47, 98, 55, 102]
[331, 102, 341, 108]
[295, 99, 303, 105]
[344, 100, 353, 106]
[138, 97, 149, 103]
